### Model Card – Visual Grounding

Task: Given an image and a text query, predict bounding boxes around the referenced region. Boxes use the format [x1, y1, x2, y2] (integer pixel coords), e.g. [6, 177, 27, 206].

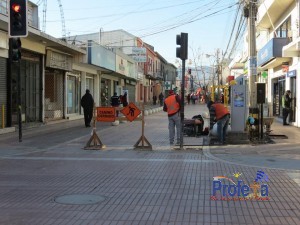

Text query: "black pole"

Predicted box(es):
[180, 60, 185, 149]
[9, 38, 22, 142]
[260, 103, 263, 140]
[17, 60, 22, 142]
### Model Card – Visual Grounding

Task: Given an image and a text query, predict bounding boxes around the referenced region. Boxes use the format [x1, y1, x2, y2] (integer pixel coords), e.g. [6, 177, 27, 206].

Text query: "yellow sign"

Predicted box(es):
[96, 107, 116, 122]
[120, 103, 141, 122]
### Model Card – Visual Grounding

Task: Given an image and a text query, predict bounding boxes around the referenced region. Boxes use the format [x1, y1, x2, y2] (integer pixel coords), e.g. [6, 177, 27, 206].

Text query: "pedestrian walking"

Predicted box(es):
[153, 95, 157, 105]
[207, 100, 230, 145]
[111, 92, 120, 117]
[81, 89, 94, 127]
[282, 90, 292, 125]
[187, 93, 191, 104]
[163, 90, 181, 145]
[122, 92, 128, 107]
[159, 92, 164, 106]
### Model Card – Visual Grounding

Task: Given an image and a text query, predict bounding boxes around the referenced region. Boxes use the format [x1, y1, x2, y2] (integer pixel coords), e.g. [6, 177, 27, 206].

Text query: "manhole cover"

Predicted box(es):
[266, 159, 276, 162]
[54, 194, 106, 205]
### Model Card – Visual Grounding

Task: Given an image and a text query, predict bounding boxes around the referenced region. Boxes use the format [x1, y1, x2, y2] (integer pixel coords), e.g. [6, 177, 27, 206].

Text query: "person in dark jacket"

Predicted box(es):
[282, 90, 292, 125]
[111, 92, 120, 117]
[122, 92, 128, 107]
[81, 89, 94, 127]
[159, 92, 164, 106]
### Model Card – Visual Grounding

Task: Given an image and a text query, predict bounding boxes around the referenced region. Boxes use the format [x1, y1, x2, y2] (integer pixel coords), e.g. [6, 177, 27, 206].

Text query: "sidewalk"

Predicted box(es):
[0, 103, 299, 224]
[207, 117, 300, 170]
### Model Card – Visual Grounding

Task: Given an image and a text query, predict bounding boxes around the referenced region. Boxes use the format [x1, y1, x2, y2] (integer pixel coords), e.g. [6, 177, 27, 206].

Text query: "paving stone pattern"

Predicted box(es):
[0, 104, 299, 224]
[0, 151, 300, 225]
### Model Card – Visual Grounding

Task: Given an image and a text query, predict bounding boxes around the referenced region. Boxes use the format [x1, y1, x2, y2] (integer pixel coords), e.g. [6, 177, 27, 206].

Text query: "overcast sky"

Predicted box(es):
[32, 0, 241, 66]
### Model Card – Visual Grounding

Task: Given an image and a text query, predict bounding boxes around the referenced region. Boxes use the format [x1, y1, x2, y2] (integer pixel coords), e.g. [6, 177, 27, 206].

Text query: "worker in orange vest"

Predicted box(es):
[163, 90, 181, 145]
[207, 100, 230, 145]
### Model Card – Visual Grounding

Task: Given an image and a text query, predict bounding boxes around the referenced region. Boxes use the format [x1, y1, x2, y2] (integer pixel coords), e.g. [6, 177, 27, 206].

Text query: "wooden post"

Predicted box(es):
[134, 103, 152, 150]
[84, 105, 105, 150]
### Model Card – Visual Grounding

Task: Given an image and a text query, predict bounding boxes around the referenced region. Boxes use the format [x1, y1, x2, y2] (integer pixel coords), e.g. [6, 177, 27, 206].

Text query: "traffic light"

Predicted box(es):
[10, 38, 22, 62]
[9, 0, 28, 37]
[176, 33, 188, 60]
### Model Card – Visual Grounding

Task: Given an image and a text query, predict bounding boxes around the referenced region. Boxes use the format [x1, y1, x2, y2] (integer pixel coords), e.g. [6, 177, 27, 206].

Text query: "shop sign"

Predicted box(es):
[132, 47, 146, 54]
[46, 50, 72, 71]
[257, 38, 289, 67]
[287, 70, 297, 77]
[132, 55, 147, 62]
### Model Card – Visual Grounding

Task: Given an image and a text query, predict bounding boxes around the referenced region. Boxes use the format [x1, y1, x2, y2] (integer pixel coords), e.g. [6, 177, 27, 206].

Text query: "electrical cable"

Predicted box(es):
[222, 1, 242, 60]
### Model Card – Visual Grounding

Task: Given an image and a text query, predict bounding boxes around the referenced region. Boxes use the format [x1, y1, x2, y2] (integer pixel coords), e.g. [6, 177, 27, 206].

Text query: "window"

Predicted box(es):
[0, 0, 7, 15]
[276, 17, 291, 40]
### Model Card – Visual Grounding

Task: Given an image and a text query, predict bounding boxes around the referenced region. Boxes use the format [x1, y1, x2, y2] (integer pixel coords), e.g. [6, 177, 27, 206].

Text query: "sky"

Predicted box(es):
[31, 0, 242, 66]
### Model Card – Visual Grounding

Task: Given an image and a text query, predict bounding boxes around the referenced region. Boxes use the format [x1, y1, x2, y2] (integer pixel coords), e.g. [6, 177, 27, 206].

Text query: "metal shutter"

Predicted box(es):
[0, 57, 7, 128]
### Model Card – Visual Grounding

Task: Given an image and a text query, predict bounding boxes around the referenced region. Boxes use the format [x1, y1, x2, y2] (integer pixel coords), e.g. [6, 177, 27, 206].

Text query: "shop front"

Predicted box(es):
[66, 72, 81, 115]
[272, 76, 285, 117]
[10, 50, 43, 124]
[257, 37, 292, 120]
[45, 49, 72, 121]
[272, 70, 296, 123]
[0, 56, 7, 128]
[100, 78, 110, 106]
[124, 79, 136, 103]
[287, 70, 297, 123]
[0, 31, 8, 128]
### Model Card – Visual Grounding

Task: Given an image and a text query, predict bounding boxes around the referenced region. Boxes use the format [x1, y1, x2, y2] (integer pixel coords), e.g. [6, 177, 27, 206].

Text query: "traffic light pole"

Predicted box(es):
[176, 32, 188, 149]
[180, 60, 185, 150]
[17, 59, 22, 142]
[9, 38, 22, 142]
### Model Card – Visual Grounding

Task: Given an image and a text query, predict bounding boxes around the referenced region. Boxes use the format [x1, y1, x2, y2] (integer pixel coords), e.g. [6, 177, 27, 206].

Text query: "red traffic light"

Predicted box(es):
[9, 0, 28, 37]
[12, 4, 21, 13]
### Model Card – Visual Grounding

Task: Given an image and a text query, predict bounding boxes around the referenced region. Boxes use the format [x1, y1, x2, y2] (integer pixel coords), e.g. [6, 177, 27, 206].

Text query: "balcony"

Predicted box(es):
[257, 38, 291, 69]
[154, 71, 163, 80]
[283, 37, 300, 57]
[257, 0, 294, 29]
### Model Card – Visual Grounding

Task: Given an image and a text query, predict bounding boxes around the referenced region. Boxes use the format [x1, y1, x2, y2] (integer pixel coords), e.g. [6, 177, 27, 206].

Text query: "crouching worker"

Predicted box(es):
[207, 100, 230, 145]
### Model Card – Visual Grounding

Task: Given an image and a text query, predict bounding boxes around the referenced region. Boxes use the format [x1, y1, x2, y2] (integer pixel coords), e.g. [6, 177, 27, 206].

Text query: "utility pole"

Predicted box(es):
[243, 0, 259, 140]
[216, 49, 220, 100]
[245, 0, 258, 109]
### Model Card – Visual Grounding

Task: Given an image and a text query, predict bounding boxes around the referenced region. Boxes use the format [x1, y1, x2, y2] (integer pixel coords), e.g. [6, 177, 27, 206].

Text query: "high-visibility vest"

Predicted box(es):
[165, 95, 180, 115]
[282, 95, 291, 108]
[213, 103, 230, 120]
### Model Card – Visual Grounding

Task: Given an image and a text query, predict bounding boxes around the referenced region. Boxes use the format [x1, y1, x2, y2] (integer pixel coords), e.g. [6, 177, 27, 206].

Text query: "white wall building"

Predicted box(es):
[256, 0, 299, 126]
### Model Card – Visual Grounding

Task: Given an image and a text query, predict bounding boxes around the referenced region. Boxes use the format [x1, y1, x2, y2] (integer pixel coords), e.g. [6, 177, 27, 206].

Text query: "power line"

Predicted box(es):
[138, 3, 238, 39]
[65, 0, 234, 38]
[45, 0, 206, 22]
[222, 1, 242, 60]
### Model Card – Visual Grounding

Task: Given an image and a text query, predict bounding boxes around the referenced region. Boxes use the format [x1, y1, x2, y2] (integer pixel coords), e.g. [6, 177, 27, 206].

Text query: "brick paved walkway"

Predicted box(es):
[0, 104, 299, 224]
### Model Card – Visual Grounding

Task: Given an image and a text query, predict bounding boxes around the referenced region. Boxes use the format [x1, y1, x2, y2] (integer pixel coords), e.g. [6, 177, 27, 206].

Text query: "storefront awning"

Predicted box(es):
[258, 57, 291, 70]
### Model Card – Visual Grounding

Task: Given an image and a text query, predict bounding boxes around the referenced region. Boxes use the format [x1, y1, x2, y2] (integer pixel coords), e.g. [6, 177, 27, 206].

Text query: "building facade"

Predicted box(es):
[256, 0, 299, 126]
